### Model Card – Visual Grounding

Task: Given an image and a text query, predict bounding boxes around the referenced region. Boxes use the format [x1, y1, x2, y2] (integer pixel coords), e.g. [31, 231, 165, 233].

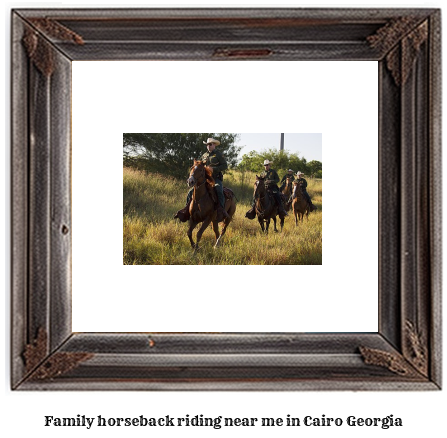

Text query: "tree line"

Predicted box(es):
[123, 133, 322, 179]
[238, 148, 322, 179]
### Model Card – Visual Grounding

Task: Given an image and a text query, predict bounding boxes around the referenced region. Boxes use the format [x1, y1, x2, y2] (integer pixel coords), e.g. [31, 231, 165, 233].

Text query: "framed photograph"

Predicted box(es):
[121, 132, 323, 265]
[11, 8, 441, 390]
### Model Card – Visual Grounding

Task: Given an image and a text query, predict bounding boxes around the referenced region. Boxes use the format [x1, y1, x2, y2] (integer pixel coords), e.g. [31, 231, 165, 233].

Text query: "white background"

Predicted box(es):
[72, 61, 378, 332]
[2, 1, 445, 438]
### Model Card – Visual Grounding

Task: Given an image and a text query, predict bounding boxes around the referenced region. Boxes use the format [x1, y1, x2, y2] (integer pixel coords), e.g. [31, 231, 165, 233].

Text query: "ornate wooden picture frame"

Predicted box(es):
[11, 8, 441, 390]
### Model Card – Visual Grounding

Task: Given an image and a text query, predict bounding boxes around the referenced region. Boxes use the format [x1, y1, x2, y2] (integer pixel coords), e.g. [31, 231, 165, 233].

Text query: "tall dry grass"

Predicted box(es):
[123, 167, 322, 265]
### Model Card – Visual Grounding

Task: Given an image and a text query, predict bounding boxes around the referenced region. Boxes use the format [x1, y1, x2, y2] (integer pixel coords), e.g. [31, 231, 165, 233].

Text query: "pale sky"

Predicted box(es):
[235, 133, 322, 162]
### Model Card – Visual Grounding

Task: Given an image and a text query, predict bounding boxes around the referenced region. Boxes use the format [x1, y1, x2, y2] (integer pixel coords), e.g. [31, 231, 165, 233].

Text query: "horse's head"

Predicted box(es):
[283, 178, 292, 195]
[254, 175, 266, 199]
[187, 160, 206, 188]
[292, 181, 304, 198]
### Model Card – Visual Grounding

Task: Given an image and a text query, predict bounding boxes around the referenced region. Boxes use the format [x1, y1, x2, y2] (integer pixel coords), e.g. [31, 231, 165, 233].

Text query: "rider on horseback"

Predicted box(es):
[174, 137, 230, 223]
[245, 160, 288, 219]
[287, 171, 317, 212]
[279, 169, 295, 192]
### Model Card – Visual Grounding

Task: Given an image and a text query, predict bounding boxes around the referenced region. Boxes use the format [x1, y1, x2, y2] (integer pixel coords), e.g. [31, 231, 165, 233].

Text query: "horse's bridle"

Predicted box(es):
[254, 180, 265, 201]
[254, 180, 268, 218]
[187, 165, 206, 188]
[292, 183, 304, 199]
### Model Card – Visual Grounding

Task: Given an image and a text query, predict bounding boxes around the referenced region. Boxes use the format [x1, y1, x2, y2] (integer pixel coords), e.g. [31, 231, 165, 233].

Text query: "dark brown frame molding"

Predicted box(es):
[11, 8, 442, 390]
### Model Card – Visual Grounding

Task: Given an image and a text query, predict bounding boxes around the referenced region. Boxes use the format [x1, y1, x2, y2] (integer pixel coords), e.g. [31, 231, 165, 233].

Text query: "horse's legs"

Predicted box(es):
[187, 220, 198, 248]
[280, 217, 284, 232]
[294, 209, 298, 226]
[212, 220, 223, 248]
[195, 217, 212, 250]
[211, 219, 220, 240]
[215, 222, 228, 248]
[258, 216, 265, 233]
[215, 200, 235, 248]
[265, 218, 270, 234]
[272, 216, 278, 232]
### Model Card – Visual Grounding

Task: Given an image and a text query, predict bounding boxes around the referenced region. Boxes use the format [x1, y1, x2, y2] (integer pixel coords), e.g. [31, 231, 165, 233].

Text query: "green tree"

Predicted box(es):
[307, 160, 323, 178]
[237, 150, 265, 172]
[238, 148, 309, 177]
[123, 133, 241, 179]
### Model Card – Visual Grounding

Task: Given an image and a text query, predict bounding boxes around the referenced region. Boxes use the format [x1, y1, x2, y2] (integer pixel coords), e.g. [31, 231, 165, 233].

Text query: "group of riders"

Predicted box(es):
[173, 137, 317, 223]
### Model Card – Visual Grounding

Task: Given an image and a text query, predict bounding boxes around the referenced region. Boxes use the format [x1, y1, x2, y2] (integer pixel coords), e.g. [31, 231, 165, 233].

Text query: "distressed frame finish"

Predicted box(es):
[11, 8, 441, 390]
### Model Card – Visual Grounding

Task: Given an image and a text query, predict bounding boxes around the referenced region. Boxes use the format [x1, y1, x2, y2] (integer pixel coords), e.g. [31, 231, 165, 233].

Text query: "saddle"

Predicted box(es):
[207, 186, 234, 210]
[223, 187, 235, 200]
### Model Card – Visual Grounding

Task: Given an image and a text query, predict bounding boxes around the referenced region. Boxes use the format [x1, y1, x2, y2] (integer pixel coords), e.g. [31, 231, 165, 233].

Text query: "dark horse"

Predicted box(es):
[253, 175, 284, 233]
[186, 160, 236, 251]
[291, 181, 310, 226]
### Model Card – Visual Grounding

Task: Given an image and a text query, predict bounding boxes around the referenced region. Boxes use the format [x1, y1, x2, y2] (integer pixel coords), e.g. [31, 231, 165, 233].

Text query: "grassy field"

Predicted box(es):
[123, 167, 322, 265]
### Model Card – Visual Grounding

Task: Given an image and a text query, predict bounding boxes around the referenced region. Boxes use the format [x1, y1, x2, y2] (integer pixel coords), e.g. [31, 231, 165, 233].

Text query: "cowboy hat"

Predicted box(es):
[288, 169, 294, 172]
[296, 171, 305, 176]
[263, 159, 273, 165]
[203, 138, 220, 146]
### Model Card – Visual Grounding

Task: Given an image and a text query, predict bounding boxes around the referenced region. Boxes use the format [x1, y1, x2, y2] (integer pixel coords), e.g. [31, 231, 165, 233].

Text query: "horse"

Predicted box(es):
[281, 178, 294, 211]
[281, 177, 293, 199]
[291, 182, 310, 226]
[253, 175, 284, 233]
[186, 160, 236, 251]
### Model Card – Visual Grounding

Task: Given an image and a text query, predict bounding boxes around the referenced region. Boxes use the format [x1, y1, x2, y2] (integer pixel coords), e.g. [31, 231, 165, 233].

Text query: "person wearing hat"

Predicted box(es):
[290, 171, 317, 212]
[174, 137, 230, 222]
[279, 169, 295, 192]
[245, 159, 288, 219]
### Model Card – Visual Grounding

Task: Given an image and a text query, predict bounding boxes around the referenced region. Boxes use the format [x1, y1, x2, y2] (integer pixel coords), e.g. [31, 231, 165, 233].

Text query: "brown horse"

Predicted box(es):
[186, 160, 236, 251]
[281, 178, 293, 211]
[291, 181, 310, 225]
[281, 178, 293, 199]
[253, 175, 284, 233]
